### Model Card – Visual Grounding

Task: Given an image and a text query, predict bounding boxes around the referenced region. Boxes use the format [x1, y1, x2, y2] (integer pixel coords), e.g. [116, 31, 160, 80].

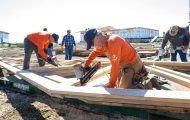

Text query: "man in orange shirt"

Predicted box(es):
[84, 28, 150, 88]
[23, 32, 59, 70]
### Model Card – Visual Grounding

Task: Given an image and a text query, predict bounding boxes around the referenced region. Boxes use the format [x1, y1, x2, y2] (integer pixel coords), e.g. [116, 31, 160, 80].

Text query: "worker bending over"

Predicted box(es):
[160, 25, 190, 62]
[23, 32, 59, 70]
[83, 28, 152, 88]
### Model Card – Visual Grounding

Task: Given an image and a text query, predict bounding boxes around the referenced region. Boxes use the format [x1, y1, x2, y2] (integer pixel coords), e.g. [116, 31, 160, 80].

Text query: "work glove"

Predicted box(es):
[46, 56, 58, 66]
[157, 48, 165, 60]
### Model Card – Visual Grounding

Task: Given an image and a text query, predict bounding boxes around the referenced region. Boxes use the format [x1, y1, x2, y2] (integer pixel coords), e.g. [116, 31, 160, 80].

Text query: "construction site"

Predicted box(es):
[0, 38, 190, 120]
[0, 0, 190, 119]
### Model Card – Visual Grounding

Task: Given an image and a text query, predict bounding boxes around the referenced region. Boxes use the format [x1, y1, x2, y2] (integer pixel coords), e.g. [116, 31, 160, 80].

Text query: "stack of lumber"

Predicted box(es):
[54, 42, 160, 57]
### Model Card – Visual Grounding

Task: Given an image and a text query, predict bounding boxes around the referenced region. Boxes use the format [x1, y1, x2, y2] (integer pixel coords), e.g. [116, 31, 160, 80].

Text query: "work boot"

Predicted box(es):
[150, 77, 161, 90]
[144, 79, 153, 89]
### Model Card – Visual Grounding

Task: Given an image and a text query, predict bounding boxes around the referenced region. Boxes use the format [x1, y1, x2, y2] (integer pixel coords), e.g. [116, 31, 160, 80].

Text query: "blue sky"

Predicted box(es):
[0, 0, 189, 43]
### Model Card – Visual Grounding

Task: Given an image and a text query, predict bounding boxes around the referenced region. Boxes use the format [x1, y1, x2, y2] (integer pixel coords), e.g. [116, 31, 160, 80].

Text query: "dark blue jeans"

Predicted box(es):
[47, 47, 53, 57]
[171, 50, 188, 62]
[65, 45, 73, 60]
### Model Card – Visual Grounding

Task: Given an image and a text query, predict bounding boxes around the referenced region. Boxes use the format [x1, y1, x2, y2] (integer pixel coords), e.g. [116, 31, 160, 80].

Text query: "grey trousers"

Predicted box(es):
[23, 38, 45, 70]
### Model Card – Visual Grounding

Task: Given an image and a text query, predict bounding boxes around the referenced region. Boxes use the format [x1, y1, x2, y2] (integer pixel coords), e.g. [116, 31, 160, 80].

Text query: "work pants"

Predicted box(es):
[117, 58, 148, 89]
[65, 45, 73, 60]
[23, 38, 45, 70]
[171, 50, 187, 62]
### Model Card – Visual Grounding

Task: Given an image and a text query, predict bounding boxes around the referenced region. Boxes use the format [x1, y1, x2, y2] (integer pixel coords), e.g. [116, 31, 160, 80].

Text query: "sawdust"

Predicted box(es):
[0, 48, 144, 120]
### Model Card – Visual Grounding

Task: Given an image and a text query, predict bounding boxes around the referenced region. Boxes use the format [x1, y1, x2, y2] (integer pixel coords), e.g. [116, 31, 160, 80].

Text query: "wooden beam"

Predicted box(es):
[161, 80, 190, 91]
[1, 61, 190, 111]
[146, 66, 190, 88]
[85, 75, 109, 87]
[51, 86, 190, 109]
[43, 74, 79, 85]
[143, 60, 190, 67]
[149, 65, 190, 80]
[135, 49, 158, 51]
[63, 95, 190, 113]
[0, 61, 58, 95]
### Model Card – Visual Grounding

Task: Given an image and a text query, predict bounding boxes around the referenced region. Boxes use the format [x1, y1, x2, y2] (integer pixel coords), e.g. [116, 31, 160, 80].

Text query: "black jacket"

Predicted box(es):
[161, 27, 190, 49]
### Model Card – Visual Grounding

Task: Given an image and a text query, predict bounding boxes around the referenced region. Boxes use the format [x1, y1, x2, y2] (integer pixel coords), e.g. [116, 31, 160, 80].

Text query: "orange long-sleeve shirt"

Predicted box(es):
[85, 35, 137, 88]
[27, 32, 51, 59]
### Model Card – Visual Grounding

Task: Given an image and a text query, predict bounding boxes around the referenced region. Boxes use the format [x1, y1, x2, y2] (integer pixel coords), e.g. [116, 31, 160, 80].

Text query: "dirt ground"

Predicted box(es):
[0, 48, 144, 120]
[0, 86, 143, 120]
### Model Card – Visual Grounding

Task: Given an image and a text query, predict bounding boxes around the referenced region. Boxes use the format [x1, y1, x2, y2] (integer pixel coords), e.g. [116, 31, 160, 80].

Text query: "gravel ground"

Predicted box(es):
[0, 86, 144, 120]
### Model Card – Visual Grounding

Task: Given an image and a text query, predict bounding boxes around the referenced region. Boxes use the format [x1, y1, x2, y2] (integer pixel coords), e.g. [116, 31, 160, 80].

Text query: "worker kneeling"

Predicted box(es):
[83, 28, 155, 89]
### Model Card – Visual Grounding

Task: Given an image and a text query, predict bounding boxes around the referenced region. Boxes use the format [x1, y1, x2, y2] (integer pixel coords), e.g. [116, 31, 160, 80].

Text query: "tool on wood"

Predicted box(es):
[39, 57, 59, 67]
[74, 62, 101, 86]
[47, 57, 59, 66]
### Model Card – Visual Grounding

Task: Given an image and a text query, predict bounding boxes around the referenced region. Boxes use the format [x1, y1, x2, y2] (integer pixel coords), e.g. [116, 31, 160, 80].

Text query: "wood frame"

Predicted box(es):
[1, 61, 190, 112]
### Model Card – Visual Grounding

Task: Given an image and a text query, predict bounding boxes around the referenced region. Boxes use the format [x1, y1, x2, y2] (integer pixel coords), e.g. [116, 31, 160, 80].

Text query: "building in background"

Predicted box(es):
[0, 31, 9, 44]
[79, 26, 159, 43]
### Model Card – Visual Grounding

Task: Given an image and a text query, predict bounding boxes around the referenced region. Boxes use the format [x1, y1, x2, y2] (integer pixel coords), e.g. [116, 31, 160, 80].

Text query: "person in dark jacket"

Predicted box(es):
[61, 29, 76, 60]
[160, 25, 190, 62]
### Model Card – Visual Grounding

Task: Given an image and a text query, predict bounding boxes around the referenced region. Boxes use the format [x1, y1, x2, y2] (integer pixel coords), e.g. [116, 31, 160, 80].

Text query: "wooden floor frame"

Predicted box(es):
[0, 60, 190, 113]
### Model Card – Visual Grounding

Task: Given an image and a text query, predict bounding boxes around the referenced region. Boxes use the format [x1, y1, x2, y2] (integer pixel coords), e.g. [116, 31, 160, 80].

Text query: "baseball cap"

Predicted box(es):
[51, 33, 59, 43]
[169, 26, 179, 36]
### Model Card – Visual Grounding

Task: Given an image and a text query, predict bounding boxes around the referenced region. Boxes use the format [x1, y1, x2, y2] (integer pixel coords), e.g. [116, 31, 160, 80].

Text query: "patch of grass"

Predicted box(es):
[0, 43, 24, 48]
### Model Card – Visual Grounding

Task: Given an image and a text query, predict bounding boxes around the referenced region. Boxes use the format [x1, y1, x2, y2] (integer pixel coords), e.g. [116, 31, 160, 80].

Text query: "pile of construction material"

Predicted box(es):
[53, 43, 162, 58]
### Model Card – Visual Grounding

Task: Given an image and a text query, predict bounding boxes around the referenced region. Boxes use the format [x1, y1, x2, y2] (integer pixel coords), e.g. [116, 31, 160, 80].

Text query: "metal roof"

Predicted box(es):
[0, 31, 9, 34]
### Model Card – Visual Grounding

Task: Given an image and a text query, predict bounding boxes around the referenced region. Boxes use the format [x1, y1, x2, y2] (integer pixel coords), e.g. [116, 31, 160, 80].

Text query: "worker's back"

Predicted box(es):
[27, 32, 50, 49]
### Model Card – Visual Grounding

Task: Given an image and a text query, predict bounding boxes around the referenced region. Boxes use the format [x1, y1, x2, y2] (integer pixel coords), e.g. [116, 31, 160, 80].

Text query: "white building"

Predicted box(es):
[79, 26, 159, 43]
[0, 31, 9, 44]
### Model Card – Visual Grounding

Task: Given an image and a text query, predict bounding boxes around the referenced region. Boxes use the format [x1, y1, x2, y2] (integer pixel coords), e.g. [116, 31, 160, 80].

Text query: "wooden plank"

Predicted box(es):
[146, 66, 190, 88]
[30, 65, 76, 77]
[62, 59, 84, 65]
[85, 75, 109, 87]
[0, 61, 58, 95]
[30, 65, 74, 72]
[161, 80, 190, 91]
[51, 86, 190, 109]
[0, 61, 21, 73]
[1, 60, 190, 111]
[63, 95, 190, 113]
[143, 60, 190, 67]
[43, 74, 79, 85]
[135, 49, 158, 51]
[149, 65, 190, 80]
[138, 51, 156, 54]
